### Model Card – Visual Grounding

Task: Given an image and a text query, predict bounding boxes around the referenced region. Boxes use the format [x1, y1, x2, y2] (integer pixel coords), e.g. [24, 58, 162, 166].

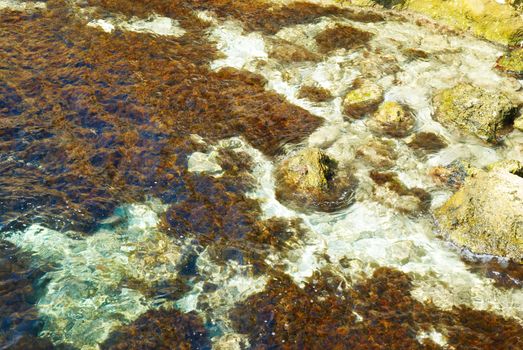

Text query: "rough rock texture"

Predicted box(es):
[496, 48, 523, 79]
[367, 101, 415, 137]
[346, 0, 523, 45]
[433, 83, 517, 143]
[275, 148, 355, 212]
[435, 170, 523, 263]
[343, 80, 384, 118]
[315, 23, 374, 53]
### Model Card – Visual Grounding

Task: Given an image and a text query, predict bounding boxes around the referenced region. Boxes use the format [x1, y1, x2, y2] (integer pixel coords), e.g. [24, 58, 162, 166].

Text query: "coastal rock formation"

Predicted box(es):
[433, 83, 517, 143]
[367, 101, 415, 137]
[435, 169, 523, 263]
[342, 80, 384, 118]
[275, 148, 355, 212]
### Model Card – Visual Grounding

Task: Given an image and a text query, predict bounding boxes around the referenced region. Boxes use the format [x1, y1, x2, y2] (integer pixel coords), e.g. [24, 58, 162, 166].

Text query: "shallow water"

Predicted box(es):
[1, 0, 522, 349]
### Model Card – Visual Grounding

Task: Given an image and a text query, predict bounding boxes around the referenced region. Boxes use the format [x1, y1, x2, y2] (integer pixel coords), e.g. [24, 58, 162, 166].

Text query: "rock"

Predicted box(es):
[367, 101, 415, 137]
[435, 170, 523, 263]
[369, 171, 431, 214]
[496, 48, 523, 79]
[433, 83, 517, 143]
[486, 159, 523, 176]
[356, 138, 398, 170]
[429, 160, 479, 188]
[315, 24, 374, 54]
[407, 132, 448, 153]
[343, 80, 384, 118]
[515, 115, 523, 132]
[298, 85, 333, 102]
[275, 148, 355, 212]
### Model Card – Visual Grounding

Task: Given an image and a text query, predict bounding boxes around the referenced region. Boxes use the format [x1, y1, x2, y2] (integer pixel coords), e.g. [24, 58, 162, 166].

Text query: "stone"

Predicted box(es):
[369, 171, 431, 214]
[356, 138, 398, 170]
[435, 170, 523, 263]
[433, 83, 517, 143]
[367, 101, 415, 137]
[496, 48, 523, 79]
[407, 132, 448, 153]
[429, 160, 479, 189]
[486, 159, 523, 176]
[515, 115, 523, 131]
[275, 148, 355, 212]
[343, 80, 384, 118]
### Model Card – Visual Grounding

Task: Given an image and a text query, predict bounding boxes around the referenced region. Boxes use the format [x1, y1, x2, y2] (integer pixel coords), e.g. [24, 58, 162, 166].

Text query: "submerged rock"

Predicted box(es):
[435, 170, 523, 263]
[275, 148, 355, 212]
[356, 138, 398, 170]
[429, 160, 479, 189]
[367, 101, 415, 137]
[342, 80, 384, 119]
[315, 23, 374, 53]
[297, 84, 333, 102]
[370, 171, 431, 214]
[433, 83, 517, 143]
[496, 48, 523, 79]
[407, 132, 448, 153]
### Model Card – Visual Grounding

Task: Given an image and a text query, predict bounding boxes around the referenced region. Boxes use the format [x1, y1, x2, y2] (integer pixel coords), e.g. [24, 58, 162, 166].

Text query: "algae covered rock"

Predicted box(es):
[429, 160, 479, 189]
[407, 132, 448, 153]
[496, 48, 523, 79]
[275, 148, 355, 212]
[486, 159, 523, 176]
[435, 170, 523, 263]
[367, 101, 415, 137]
[343, 80, 384, 118]
[433, 83, 517, 143]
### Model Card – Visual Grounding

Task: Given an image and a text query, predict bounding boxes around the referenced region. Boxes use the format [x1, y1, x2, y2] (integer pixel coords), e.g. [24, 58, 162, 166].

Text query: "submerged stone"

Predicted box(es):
[515, 115, 523, 131]
[407, 132, 448, 153]
[370, 171, 431, 214]
[315, 23, 374, 53]
[342, 80, 384, 119]
[367, 101, 415, 137]
[297, 84, 333, 102]
[496, 48, 523, 79]
[275, 148, 355, 212]
[429, 160, 479, 189]
[435, 170, 523, 263]
[356, 138, 398, 170]
[433, 83, 517, 143]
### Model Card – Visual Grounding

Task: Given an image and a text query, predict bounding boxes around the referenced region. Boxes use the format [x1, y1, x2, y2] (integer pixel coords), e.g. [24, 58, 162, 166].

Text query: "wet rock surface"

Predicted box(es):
[433, 83, 518, 143]
[407, 132, 448, 153]
[435, 170, 523, 263]
[342, 80, 384, 119]
[367, 101, 415, 137]
[315, 23, 375, 53]
[356, 138, 398, 170]
[275, 148, 355, 212]
[370, 170, 431, 214]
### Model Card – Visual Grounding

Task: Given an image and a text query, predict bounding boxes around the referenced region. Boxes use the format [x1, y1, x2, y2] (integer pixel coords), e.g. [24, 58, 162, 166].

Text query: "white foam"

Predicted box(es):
[0, 0, 46, 11]
[88, 14, 186, 37]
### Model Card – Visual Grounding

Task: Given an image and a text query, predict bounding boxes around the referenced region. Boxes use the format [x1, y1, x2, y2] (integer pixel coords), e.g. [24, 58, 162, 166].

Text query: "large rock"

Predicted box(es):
[433, 83, 517, 143]
[275, 148, 355, 212]
[435, 170, 523, 263]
